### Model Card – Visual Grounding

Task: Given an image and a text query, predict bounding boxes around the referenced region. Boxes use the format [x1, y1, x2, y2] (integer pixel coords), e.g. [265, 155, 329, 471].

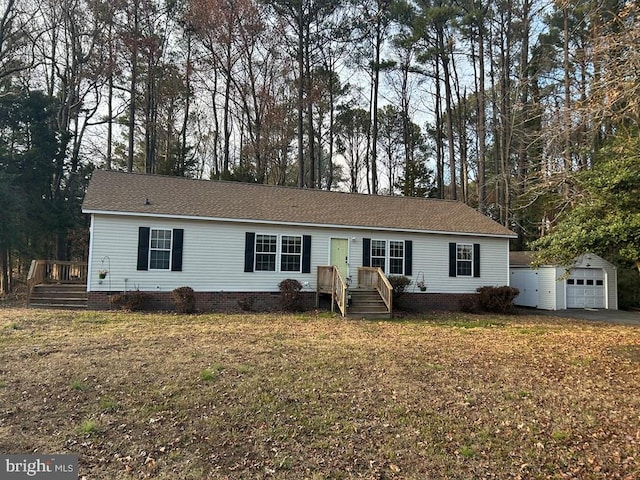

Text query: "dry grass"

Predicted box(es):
[0, 308, 639, 479]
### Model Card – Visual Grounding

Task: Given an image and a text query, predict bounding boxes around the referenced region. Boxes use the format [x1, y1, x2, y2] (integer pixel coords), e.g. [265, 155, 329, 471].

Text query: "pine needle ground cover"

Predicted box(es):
[0, 309, 638, 479]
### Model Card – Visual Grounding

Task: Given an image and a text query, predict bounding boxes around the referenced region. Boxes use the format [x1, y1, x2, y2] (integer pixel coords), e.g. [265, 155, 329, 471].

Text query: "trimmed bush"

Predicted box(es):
[459, 294, 480, 313]
[279, 279, 303, 312]
[109, 291, 150, 311]
[476, 286, 520, 314]
[172, 286, 196, 314]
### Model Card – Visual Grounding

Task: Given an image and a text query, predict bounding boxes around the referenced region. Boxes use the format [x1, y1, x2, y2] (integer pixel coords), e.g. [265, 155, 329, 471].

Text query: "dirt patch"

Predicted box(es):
[0, 309, 639, 479]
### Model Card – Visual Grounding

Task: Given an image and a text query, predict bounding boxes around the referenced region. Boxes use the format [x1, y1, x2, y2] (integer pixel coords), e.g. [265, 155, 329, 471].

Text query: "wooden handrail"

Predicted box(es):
[357, 267, 393, 314]
[317, 265, 347, 317]
[26, 260, 88, 307]
[332, 267, 347, 317]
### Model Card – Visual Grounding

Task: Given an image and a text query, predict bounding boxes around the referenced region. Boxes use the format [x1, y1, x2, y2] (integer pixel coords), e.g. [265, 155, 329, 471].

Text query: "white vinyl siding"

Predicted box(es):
[88, 214, 510, 294]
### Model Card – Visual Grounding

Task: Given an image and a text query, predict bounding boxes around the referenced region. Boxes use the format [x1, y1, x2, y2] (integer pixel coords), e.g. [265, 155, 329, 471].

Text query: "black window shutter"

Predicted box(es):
[137, 227, 150, 271]
[171, 229, 184, 271]
[404, 240, 413, 276]
[363, 238, 371, 267]
[473, 243, 481, 277]
[302, 235, 312, 273]
[244, 232, 255, 272]
[448, 242, 457, 277]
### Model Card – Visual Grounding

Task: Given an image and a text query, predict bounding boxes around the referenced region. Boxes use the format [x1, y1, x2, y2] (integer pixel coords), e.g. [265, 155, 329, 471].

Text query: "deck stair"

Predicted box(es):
[347, 287, 391, 319]
[28, 284, 88, 309]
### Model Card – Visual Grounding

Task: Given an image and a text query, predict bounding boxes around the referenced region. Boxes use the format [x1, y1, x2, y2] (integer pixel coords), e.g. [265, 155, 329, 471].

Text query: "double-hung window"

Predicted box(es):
[456, 244, 473, 277]
[245, 233, 311, 274]
[369, 239, 406, 275]
[149, 229, 172, 270]
[254, 234, 303, 272]
[280, 235, 302, 272]
[371, 240, 386, 270]
[389, 241, 404, 274]
[137, 227, 183, 272]
[255, 234, 277, 271]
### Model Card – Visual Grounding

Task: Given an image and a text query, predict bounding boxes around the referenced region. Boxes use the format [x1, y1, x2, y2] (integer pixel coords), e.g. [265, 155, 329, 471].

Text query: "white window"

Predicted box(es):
[280, 235, 302, 272]
[456, 244, 473, 277]
[255, 234, 277, 271]
[149, 229, 172, 270]
[389, 241, 404, 275]
[371, 240, 386, 270]
[371, 239, 405, 275]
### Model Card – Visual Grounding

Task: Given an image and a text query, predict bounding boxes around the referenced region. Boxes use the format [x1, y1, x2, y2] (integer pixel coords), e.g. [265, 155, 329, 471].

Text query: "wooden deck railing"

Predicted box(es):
[27, 260, 88, 306]
[357, 266, 393, 314]
[317, 265, 347, 317]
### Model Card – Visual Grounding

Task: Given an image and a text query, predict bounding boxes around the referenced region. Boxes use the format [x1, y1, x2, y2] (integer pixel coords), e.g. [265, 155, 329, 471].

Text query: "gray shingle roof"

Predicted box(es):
[509, 251, 535, 266]
[82, 170, 516, 237]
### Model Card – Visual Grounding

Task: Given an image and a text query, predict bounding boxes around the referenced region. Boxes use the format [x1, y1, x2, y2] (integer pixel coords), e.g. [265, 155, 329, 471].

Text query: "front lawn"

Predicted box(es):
[0, 309, 638, 479]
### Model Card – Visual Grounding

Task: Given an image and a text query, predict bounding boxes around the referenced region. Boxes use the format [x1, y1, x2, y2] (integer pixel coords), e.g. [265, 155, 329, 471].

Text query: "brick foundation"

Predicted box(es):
[88, 291, 318, 313]
[395, 292, 476, 312]
[89, 290, 474, 313]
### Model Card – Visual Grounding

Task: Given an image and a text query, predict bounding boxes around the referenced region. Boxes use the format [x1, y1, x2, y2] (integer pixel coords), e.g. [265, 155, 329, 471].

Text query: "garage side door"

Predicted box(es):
[510, 269, 538, 308]
[566, 268, 605, 308]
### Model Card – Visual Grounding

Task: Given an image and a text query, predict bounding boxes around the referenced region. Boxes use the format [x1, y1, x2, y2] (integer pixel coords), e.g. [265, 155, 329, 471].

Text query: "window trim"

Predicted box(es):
[369, 239, 405, 275]
[253, 233, 304, 273]
[449, 242, 480, 278]
[388, 240, 405, 275]
[456, 243, 473, 277]
[149, 228, 173, 271]
[138, 227, 183, 272]
[254, 233, 278, 272]
[280, 235, 303, 273]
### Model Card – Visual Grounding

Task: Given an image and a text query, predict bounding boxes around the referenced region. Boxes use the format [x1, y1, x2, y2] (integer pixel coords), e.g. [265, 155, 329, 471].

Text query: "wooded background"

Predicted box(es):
[0, 0, 638, 305]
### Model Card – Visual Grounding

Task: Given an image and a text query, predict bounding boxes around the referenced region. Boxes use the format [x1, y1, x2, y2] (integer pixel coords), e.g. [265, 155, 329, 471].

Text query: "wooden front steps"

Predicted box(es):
[347, 288, 391, 319]
[29, 284, 88, 309]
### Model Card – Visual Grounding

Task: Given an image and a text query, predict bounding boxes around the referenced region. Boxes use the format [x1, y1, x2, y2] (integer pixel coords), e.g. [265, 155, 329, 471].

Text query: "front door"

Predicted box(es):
[330, 238, 349, 282]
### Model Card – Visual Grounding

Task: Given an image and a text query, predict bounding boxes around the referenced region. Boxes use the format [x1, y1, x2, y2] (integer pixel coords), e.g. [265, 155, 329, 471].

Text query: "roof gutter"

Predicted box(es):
[82, 208, 518, 239]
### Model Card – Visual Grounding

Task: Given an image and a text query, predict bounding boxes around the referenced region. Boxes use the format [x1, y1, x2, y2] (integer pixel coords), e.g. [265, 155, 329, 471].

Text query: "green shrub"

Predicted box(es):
[279, 279, 303, 312]
[387, 275, 411, 297]
[387, 275, 411, 308]
[172, 286, 196, 313]
[476, 286, 519, 314]
[109, 291, 150, 311]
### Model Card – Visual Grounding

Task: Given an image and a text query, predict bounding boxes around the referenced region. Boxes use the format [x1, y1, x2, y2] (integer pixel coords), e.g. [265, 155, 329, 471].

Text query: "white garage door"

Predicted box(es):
[566, 268, 605, 309]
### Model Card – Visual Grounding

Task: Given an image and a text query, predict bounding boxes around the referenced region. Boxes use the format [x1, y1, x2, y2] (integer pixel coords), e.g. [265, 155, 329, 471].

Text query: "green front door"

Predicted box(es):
[330, 238, 349, 281]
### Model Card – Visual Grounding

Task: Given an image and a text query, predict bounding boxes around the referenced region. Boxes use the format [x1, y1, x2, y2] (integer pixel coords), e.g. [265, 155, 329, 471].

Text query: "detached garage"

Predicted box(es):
[509, 252, 618, 310]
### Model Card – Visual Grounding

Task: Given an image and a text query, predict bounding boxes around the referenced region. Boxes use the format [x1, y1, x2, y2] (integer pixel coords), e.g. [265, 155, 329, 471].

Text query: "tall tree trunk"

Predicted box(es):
[106, 20, 114, 171]
[297, 4, 305, 188]
[434, 57, 444, 198]
[439, 26, 456, 200]
[223, 39, 232, 176]
[562, 5, 571, 196]
[477, 21, 486, 212]
[305, 24, 315, 188]
[370, 18, 382, 195]
[180, 33, 192, 176]
[0, 246, 9, 295]
[327, 69, 335, 190]
[127, 1, 139, 173]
